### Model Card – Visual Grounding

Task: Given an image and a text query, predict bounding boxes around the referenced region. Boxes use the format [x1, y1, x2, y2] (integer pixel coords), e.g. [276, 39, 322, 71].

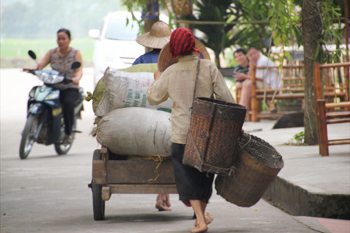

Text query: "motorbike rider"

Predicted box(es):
[35, 28, 83, 144]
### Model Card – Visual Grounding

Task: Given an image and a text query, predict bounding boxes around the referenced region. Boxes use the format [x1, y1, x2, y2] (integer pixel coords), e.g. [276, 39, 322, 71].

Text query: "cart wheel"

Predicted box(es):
[91, 180, 105, 220]
[92, 149, 105, 220]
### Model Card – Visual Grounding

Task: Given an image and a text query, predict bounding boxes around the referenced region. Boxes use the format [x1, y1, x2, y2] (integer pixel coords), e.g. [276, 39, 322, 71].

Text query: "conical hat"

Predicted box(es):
[136, 21, 171, 49]
[157, 39, 210, 72]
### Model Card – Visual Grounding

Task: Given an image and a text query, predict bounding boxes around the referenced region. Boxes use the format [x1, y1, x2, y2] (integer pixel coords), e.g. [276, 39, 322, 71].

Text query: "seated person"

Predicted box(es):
[233, 48, 251, 110]
[247, 47, 282, 90]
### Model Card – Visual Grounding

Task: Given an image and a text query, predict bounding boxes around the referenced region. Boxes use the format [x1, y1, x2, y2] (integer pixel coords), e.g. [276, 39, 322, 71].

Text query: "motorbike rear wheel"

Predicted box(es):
[19, 115, 38, 159]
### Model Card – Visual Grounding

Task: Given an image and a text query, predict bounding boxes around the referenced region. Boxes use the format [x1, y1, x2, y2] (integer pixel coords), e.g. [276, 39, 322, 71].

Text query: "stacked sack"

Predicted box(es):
[92, 64, 172, 116]
[89, 64, 172, 157]
[96, 107, 171, 157]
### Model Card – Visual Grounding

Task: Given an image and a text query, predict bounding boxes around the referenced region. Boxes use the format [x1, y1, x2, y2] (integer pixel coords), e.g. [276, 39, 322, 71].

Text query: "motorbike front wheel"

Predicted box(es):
[19, 115, 38, 159]
[54, 118, 76, 155]
[54, 136, 73, 155]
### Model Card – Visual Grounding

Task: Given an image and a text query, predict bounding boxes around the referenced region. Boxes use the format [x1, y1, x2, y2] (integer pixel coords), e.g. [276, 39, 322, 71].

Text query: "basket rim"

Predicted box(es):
[195, 97, 247, 110]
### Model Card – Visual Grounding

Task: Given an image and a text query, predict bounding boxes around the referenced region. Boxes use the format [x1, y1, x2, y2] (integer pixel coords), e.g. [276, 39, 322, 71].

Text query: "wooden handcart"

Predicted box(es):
[89, 146, 177, 220]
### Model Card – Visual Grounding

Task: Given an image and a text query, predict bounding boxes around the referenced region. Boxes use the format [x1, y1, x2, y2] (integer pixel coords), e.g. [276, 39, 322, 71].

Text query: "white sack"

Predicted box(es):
[96, 107, 171, 157]
[95, 68, 172, 116]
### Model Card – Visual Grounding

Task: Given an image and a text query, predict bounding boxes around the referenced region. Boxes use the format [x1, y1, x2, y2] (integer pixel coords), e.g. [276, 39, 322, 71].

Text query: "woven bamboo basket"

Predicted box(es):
[215, 133, 284, 207]
[183, 97, 246, 175]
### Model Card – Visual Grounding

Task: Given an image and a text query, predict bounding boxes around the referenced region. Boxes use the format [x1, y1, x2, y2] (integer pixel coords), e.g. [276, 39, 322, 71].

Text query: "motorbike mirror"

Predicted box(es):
[28, 50, 37, 60]
[71, 61, 81, 70]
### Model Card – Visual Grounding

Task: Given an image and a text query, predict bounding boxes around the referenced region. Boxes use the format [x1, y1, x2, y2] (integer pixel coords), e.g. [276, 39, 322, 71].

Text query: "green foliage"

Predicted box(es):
[269, 0, 343, 63]
[192, 0, 232, 66]
[235, 0, 271, 50]
[261, 101, 269, 112]
[316, 0, 343, 63]
[121, 0, 174, 33]
[229, 0, 342, 63]
[121, 0, 148, 30]
[268, 0, 301, 47]
[120, 0, 344, 66]
[121, 0, 168, 12]
[287, 131, 305, 145]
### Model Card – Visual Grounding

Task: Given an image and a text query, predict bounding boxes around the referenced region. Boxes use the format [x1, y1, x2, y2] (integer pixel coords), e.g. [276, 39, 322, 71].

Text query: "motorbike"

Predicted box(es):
[19, 50, 84, 159]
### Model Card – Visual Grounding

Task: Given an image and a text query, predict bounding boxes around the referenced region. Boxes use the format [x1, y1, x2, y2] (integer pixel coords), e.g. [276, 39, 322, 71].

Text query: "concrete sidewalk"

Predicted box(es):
[242, 120, 350, 222]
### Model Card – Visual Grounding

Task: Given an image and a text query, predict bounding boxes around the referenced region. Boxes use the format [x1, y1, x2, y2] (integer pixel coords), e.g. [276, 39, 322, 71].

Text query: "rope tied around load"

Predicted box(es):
[146, 155, 165, 182]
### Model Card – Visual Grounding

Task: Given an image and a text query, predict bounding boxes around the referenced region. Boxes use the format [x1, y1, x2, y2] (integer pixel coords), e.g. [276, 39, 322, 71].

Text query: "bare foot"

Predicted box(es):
[155, 194, 171, 211]
[194, 212, 213, 226]
[155, 202, 171, 211]
[205, 212, 213, 224]
[191, 223, 208, 233]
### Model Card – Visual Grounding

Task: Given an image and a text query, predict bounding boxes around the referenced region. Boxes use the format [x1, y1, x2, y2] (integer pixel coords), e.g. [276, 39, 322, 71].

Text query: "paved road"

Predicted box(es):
[0, 68, 329, 233]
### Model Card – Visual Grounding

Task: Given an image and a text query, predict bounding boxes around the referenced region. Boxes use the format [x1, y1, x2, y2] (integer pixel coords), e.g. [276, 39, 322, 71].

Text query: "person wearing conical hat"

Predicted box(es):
[132, 20, 171, 65]
[148, 28, 234, 233]
[132, 20, 172, 212]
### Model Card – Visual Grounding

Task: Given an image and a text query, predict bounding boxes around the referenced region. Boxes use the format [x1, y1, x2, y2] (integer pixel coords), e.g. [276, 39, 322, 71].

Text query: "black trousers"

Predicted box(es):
[60, 89, 80, 135]
[171, 143, 214, 203]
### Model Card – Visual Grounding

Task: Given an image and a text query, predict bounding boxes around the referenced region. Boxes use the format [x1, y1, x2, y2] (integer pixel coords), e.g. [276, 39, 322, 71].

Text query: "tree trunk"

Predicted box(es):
[143, 0, 160, 52]
[302, 0, 322, 145]
[215, 52, 221, 68]
[144, 0, 159, 32]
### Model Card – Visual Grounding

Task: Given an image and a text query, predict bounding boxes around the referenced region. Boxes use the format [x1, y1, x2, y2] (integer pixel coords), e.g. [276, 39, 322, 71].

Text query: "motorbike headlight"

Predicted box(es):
[45, 90, 60, 100]
[37, 70, 64, 84]
[39, 72, 49, 80]
[46, 75, 55, 83]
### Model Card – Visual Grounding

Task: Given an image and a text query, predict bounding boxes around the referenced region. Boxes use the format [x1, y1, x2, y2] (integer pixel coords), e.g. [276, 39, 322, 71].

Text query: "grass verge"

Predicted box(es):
[1, 38, 93, 68]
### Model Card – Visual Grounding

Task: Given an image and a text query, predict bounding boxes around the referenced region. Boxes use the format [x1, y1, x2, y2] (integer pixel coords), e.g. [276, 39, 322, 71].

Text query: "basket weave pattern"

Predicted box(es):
[215, 133, 284, 207]
[183, 98, 246, 175]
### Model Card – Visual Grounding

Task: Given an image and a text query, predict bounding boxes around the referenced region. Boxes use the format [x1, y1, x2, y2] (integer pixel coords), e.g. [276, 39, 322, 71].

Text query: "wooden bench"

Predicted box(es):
[220, 65, 305, 121]
[248, 65, 305, 121]
[220, 65, 348, 124]
[314, 62, 350, 156]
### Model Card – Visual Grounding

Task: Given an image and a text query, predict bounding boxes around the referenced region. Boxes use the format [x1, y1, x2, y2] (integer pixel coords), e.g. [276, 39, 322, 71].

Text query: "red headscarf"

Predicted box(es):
[169, 28, 199, 58]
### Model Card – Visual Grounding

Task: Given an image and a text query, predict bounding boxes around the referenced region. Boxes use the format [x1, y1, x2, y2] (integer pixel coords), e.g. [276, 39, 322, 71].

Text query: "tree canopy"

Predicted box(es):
[121, 0, 345, 67]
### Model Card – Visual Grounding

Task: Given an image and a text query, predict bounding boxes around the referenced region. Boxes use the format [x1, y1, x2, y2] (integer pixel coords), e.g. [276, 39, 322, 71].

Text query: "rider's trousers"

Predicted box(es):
[60, 88, 80, 135]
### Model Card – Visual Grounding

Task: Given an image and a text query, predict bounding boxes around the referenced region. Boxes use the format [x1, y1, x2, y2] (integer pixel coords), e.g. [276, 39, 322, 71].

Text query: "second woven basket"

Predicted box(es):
[215, 133, 284, 207]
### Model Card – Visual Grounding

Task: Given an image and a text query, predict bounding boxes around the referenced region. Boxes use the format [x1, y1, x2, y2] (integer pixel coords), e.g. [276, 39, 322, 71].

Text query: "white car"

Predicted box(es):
[89, 11, 144, 85]
[89, 11, 168, 85]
